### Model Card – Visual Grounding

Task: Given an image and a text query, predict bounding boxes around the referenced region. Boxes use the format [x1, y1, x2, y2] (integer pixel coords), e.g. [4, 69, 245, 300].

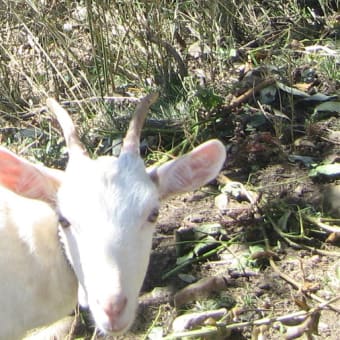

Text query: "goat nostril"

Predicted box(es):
[102, 295, 128, 321]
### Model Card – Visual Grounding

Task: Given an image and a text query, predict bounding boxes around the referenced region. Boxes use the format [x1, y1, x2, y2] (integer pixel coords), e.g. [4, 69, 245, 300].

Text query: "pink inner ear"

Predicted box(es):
[179, 140, 226, 188]
[0, 150, 25, 190]
[0, 148, 62, 202]
[189, 140, 225, 173]
[152, 139, 226, 199]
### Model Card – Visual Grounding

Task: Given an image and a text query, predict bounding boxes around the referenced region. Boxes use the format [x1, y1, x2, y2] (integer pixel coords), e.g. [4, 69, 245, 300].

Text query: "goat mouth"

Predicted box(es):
[101, 320, 130, 335]
[93, 306, 131, 335]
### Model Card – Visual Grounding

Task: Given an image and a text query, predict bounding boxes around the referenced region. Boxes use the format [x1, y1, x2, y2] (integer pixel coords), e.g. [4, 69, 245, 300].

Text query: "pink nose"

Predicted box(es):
[101, 295, 128, 327]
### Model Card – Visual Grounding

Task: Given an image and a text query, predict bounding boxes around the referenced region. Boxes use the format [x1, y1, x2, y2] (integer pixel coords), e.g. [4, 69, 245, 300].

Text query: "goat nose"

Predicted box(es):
[101, 295, 128, 324]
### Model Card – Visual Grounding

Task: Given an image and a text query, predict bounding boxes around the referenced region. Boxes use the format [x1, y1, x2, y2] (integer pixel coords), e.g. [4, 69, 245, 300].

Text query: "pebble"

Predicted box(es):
[215, 193, 229, 211]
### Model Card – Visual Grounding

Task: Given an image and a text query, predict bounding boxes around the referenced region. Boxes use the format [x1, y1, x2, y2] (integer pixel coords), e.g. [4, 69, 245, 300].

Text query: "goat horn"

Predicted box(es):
[121, 92, 159, 155]
[46, 98, 88, 158]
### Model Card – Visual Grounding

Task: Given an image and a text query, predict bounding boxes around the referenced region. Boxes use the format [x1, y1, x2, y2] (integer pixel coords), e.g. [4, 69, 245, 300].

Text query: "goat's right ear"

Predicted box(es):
[148, 140, 226, 199]
[0, 147, 64, 204]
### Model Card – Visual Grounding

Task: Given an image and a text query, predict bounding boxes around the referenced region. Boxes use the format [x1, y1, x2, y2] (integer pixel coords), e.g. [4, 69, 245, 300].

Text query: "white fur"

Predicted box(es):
[0, 100, 226, 339]
[0, 187, 77, 340]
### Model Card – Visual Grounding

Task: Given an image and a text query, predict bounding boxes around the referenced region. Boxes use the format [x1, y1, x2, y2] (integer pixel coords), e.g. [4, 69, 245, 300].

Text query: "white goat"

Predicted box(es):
[0, 93, 226, 340]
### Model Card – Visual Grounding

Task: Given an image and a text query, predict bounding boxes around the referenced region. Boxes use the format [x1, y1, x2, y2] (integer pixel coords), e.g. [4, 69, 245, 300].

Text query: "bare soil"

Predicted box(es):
[66, 126, 339, 340]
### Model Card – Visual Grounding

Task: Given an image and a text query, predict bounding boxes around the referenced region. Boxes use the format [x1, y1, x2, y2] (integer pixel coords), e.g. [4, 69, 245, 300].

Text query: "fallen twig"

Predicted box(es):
[302, 214, 340, 234]
[262, 223, 340, 313]
[267, 215, 340, 257]
[221, 78, 276, 111]
[164, 296, 340, 339]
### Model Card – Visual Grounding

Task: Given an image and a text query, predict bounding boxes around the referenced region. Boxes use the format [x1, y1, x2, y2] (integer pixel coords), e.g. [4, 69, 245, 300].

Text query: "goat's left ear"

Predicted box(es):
[0, 147, 64, 204]
[148, 140, 226, 199]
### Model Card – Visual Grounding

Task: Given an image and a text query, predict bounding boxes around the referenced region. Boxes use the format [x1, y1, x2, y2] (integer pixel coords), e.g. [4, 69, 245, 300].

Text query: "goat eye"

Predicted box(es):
[58, 215, 71, 228]
[147, 208, 159, 223]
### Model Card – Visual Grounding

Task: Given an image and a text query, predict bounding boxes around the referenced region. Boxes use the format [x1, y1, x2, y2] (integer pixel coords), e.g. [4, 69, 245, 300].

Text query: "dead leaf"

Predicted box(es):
[293, 83, 312, 92]
[294, 296, 310, 311]
[301, 281, 320, 293]
[326, 232, 340, 243]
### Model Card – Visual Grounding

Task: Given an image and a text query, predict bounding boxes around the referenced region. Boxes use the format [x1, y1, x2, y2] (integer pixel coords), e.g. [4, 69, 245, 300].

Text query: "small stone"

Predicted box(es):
[178, 273, 197, 283]
[63, 23, 73, 32]
[215, 193, 228, 211]
[309, 254, 321, 265]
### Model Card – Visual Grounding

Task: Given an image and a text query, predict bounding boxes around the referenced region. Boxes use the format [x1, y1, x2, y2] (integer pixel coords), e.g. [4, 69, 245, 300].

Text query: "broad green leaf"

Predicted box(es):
[313, 101, 340, 115]
[309, 163, 340, 178]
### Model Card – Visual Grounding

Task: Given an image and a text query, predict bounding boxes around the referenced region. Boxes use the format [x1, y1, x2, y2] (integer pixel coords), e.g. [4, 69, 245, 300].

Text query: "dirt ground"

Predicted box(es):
[130, 170, 339, 339]
[23, 129, 340, 340]
[58, 125, 338, 340]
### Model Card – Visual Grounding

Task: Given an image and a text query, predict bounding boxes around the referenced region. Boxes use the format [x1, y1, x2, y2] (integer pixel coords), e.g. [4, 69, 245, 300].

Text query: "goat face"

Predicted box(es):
[58, 154, 159, 334]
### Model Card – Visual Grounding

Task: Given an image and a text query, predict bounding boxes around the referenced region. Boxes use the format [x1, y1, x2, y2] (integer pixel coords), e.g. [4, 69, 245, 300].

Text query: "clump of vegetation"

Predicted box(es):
[1, 1, 338, 158]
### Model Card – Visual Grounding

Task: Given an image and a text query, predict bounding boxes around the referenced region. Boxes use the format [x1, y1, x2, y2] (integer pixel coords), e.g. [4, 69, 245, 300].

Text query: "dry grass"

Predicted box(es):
[1, 1, 337, 146]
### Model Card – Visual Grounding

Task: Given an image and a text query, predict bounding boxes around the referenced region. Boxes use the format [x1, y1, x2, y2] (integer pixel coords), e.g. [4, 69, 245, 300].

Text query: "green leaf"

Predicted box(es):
[312, 101, 340, 120]
[193, 236, 219, 256]
[196, 87, 224, 110]
[176, 251, 195, 265]
[246, 112, 267, 130]
[276, 81, 310, 98]
[309, 163, 340, 179]
[249, 244, 266, 254]
[336, 264, 340, 281]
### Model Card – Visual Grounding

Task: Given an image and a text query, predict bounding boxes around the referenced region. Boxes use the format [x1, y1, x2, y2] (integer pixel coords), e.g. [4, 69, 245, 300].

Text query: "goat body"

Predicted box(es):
[0, 94, 226, 339]
[0, 187, 77, 340]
